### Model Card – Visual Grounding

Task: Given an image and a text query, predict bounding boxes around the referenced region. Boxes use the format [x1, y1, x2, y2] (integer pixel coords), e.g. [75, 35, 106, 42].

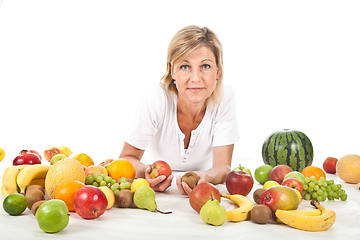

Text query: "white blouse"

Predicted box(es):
[126, 84, 239, 171]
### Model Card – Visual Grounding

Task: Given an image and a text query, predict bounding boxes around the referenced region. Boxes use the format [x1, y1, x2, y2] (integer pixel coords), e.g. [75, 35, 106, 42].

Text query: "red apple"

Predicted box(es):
[148, 160, 172, 179]
[99, 159, 113, 168]
[323, 157, 338, 174]
[44, 146, 61, 162]
[269, 165, 293, 184]
[225, 170, 254, 196]
[259, 185, 299, 217]
[74, 185, 108, 219]
[28, 150, 42, 160]
[189, 182, 221, 213]
[281, 177, 303, 194]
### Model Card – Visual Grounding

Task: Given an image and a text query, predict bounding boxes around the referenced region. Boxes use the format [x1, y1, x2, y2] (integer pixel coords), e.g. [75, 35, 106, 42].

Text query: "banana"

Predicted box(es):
[275, 199, 336, 231]
[276, 209, 322, 224]
[1, 185, 11, 198]
[16, 164, 51, 194]
[2, 165, 28, 194]
[221, 193, 254, 222]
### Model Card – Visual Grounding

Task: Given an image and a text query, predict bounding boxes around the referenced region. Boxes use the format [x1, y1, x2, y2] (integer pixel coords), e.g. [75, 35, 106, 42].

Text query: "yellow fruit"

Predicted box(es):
[130, 178, 150, 192]
[263, 180, 280, 189]
[45, 158, 86, 199]
[107, 159, 136, 181]
[0, 147, 5, 161]
[58, 146, 72, 157]
[336, 154, 360, 183]
[293, 189, 302, 204]
[73, 153, 94, 167]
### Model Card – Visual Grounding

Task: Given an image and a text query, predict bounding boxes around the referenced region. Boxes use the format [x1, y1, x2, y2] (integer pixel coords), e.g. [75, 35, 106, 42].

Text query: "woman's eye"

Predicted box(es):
[202, 64, 211, 70]
[180, 65, 189, 70]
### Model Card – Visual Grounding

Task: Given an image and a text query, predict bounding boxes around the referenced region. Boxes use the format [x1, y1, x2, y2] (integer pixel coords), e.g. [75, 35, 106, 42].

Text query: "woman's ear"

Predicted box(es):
[216, 67, 222, 79]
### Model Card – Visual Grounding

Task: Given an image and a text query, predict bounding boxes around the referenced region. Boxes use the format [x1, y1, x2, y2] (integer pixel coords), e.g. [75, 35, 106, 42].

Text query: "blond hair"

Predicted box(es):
[160, 25, 224, 106]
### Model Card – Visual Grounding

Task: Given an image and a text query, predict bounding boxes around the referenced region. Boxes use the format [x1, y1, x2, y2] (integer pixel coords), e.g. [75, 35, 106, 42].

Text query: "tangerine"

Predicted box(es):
[73, 153, 94, 167]
[301, 166, 326, 181]
[336, 154, 360, 183]
[107, 159, 136, 181]
[54, 180, 85, 211]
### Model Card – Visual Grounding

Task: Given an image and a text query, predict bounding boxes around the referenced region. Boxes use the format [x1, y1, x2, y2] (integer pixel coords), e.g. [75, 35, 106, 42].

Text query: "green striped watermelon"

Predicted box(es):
[262, 129, 313, 172]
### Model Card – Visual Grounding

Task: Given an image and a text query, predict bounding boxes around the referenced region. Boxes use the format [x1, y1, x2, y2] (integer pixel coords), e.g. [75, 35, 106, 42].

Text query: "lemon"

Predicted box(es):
[58, 146, 72, 157]
[3, 193, 27, 216]
[263, 180, 280, 189]
[0, 147, 5, 161]
[130, 178, 150, 192]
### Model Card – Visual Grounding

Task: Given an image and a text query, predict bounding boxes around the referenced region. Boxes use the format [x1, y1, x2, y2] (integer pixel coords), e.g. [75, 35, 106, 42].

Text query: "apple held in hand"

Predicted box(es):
[259, 185, 299, 217]
[225, 170, 254, 196]
[189, 182, 221, 213]
[269, 165, 293, 184]
[44, 146, 61, 162]
[148, 160, 172, 179]
[281, 178, 303, 194]
[74, 186, 108, 219]
[323, 157, 338, 174]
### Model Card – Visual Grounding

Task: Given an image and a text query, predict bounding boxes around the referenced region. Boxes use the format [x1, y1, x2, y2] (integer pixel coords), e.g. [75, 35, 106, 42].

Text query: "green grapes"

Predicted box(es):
[301, 176, 348, 202]
[85, 174, 132, 195]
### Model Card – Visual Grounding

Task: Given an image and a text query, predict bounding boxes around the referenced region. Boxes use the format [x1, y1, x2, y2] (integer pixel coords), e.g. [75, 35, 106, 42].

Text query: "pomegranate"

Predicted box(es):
[74, 186, 107, 219]
[13, 150, 42, 166]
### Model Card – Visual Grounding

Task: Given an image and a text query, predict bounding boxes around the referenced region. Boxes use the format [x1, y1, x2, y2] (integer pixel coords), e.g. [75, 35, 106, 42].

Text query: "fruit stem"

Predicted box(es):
[156, 208, 172, 214]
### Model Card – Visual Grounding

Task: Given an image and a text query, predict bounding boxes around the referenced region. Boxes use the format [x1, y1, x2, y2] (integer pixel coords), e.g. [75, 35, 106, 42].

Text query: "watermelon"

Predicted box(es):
[262, 129, 313, 172]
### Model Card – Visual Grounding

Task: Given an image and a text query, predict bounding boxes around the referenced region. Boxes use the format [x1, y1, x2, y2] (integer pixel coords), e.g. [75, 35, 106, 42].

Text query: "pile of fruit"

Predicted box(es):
[1, 131, 360, 234]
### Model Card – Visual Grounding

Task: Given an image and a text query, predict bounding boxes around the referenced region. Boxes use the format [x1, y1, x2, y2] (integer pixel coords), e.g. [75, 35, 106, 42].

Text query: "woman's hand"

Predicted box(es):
[176, 171, 207, 195]
[144, 165, 173, 192]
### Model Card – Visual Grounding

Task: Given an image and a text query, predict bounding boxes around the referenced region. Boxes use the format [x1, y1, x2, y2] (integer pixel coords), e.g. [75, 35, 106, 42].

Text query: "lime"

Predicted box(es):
[3, 193, 27, 215]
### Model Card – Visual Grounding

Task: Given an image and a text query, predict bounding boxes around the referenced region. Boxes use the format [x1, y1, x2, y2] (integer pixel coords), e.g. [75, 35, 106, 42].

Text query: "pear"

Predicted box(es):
[133, 186, 171, 214]
[200, 194, 227, 226]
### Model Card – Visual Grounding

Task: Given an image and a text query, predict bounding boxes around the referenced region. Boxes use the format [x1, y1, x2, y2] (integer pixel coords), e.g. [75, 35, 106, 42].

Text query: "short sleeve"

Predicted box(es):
[212, 86, 239, 147]
[126, 84, 166, 150]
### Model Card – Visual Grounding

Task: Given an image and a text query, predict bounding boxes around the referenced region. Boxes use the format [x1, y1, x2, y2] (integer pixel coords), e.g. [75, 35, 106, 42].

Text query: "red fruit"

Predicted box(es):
[189, 182, 221, 213]
[74, 186, 108, 219]
[13, 150, 41, 166]
[269, 165, 293, 184]
[225, 170, 254, 196]
[323, 157, 338, 174]
[281, 178, 303, 194]
[148, 160, 172, 179]
[44, 146, 61, 162]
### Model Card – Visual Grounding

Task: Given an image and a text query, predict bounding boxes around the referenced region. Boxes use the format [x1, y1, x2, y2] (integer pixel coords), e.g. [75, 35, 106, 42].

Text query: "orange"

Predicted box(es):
[45, 157, 86, 199]
[73, 153, 94, 167]
[336, 154, 360, 183]
[107, 158, 136, 181]
[301, 166, 326, 181]
[54, 180, 85, 211]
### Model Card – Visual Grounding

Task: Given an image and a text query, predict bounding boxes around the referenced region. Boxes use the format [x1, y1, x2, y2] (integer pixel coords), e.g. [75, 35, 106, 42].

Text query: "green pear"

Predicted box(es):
[134, 186, 157, 211]
[200, 195, 227, 226]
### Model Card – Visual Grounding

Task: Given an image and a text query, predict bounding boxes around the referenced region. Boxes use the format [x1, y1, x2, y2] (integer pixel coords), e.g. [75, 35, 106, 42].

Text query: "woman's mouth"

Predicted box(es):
[187, 87, 204, 93]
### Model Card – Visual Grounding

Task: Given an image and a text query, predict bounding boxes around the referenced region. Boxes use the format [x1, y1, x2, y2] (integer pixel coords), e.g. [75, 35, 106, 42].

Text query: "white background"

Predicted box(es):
[0, 0, 359, 168]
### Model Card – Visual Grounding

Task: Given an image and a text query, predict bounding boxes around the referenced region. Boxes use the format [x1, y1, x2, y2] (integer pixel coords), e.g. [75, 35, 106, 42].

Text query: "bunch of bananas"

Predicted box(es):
[275, 199, 336, 231]
[1, 164, 51, 197]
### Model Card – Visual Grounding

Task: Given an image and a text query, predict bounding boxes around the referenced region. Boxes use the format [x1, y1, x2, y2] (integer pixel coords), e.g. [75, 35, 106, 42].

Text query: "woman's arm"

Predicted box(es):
[176, 144, 233, 195]
[120, 142, 173, 192]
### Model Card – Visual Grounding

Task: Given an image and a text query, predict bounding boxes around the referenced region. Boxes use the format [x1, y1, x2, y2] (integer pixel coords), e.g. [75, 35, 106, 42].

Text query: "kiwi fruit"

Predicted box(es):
[253, 188, 266, 204]
[250, 205, 272, 224]
[25, 189, 45, 210]
[181, 171, 199, 189]
[31, 200, 47, 216]
[26, 185, 45, 194]
[116, 189, 133, 208]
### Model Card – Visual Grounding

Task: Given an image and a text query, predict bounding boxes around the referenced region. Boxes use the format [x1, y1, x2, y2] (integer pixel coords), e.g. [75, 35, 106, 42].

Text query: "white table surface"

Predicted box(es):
[1, 155, 359, 240]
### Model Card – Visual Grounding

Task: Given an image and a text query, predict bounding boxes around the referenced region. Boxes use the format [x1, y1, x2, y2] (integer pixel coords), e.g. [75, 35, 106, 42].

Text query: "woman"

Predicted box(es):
[119, 25, 239, 195]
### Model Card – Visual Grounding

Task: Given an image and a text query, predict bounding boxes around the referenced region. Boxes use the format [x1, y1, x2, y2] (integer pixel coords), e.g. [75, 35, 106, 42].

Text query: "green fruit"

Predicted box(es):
[254, 164, 273, 185]
[232, 165, 252, 176]
[35, 199, 69, 233]
[262, 129, 314, 172]
[133, 186, 157, 212]
[50, 154, 67, 165]
[3, 193, 27, 216]
[283, 171, 305, 182]
[200, 197, 227, 226]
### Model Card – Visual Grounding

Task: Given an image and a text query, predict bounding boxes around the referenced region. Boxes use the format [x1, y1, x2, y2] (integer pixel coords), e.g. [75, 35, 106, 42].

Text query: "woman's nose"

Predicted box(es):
[190, 69, 201, 82]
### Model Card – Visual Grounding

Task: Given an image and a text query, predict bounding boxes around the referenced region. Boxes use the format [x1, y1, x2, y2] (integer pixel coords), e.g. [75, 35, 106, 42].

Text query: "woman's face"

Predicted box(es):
[171, 46, 221, 107]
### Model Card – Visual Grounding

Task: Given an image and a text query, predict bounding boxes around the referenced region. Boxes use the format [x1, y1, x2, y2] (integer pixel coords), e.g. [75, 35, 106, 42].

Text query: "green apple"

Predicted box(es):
[254, 164, 273, 185]
[50, 154, 67, 165]
[36, 199, 69, 233]
[283, 171, 305, 183]
[232, 165, 252, 176]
